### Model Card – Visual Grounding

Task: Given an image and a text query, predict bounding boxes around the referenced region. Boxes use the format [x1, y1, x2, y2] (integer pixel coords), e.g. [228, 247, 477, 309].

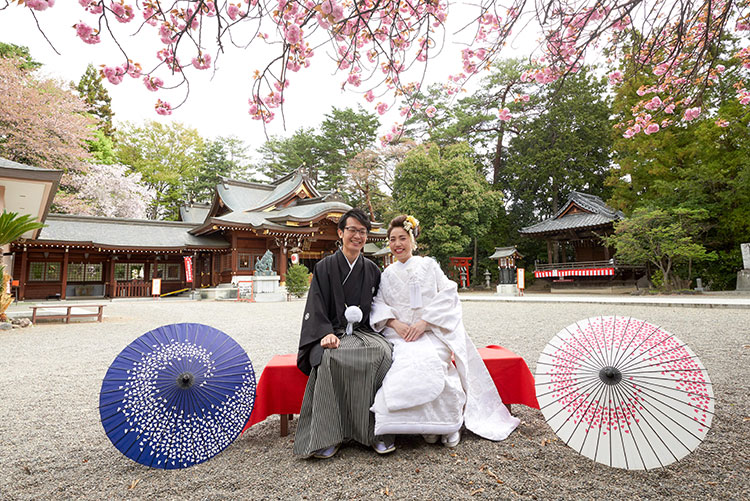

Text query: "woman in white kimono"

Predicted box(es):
[370, 215, 519, 447]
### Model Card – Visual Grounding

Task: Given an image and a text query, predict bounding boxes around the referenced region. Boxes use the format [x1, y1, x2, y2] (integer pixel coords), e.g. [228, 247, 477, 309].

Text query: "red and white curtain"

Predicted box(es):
[534, 268, 614, 279]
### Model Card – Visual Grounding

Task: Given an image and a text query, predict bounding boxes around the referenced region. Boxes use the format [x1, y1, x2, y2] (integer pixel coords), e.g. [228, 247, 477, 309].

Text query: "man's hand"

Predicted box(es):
[320, 333, 340, 349]
[404, 319, 428, 342]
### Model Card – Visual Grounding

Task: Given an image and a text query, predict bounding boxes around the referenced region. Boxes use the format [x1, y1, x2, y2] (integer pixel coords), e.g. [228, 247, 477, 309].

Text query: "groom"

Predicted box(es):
[294, 208, 394, 458]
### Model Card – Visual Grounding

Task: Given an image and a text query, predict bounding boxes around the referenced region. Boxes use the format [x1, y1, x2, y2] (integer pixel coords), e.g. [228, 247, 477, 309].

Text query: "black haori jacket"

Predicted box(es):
[296, 250, 381, 375]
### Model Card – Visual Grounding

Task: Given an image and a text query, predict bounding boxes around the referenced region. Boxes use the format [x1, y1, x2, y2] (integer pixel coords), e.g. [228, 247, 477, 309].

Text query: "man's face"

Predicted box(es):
[337, 216, 368, 255]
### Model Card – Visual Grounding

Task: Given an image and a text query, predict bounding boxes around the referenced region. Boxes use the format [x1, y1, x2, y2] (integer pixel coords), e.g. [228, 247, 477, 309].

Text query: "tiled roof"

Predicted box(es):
[520, 192, 624, 235]
[488, 247, 524, 259]
[36, 215, 229, 249]
[179, 203, 211, 224]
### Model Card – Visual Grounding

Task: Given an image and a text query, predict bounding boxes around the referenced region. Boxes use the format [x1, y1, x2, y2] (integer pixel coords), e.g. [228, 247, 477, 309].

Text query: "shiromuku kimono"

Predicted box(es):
[293, 250, 393, 457]
[369, 255, 519, 440]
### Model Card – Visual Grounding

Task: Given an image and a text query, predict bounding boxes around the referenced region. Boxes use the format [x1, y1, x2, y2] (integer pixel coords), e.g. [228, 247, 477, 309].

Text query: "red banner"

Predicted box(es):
[184, 256, 193, 282]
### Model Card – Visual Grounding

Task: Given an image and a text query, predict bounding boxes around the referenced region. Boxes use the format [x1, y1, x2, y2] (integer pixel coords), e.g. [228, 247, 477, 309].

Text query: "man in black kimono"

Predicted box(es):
[294, 208, 394, 458]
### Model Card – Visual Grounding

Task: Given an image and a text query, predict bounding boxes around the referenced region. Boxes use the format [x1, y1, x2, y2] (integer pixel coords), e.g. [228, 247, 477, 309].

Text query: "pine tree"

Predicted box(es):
[76, 64, 116, 138]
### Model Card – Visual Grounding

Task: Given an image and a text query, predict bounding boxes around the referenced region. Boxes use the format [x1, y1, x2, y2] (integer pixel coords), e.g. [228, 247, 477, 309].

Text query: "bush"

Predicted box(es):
[286, 264, 310, 298]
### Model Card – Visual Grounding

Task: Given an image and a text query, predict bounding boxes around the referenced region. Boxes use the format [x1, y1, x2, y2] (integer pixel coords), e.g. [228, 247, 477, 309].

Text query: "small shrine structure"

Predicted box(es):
[488, 246, 524, 284]
[519, 192, 639, 282]
[449, 257, 472, 288]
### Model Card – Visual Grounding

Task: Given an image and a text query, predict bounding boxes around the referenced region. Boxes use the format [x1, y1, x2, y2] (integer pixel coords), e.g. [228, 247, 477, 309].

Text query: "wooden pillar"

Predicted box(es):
[560, 242, 567, 264]
[192, 251, 197, 290]
[279, 247, 288, 283]
[604, 244, 610, 261]
[19, 246, 27, 300]
[61, 247, 69, 299]
[547, 240, 554, 264]
[210, 253, 215, 286]
[153, 254, 159, 278]
[231, 233, 238, 278]
[108, 255, 116, 298]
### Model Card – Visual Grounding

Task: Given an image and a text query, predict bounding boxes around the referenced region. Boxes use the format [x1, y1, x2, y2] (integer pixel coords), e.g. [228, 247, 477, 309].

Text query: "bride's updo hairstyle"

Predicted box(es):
[387, 215, 420, 250]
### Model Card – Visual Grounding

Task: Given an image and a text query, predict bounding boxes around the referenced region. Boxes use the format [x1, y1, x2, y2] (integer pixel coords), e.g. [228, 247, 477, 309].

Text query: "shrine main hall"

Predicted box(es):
[4, 161, 385, 301]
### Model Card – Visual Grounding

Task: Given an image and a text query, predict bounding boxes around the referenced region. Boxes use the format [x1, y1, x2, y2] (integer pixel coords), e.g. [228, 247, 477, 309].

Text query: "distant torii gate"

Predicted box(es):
[449, 257, 472, 288]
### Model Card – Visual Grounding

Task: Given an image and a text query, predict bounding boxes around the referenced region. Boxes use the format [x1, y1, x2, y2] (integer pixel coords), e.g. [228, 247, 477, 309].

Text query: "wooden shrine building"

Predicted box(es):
[519, 192, 639, 282]
[8, 166, 386, 300]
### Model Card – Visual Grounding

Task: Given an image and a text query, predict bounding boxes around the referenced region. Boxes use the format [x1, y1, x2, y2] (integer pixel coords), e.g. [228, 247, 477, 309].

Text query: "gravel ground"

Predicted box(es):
[0, 298, 748, 500]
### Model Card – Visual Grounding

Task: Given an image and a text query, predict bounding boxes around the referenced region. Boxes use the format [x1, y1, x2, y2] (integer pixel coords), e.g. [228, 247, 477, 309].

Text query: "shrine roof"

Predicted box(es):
[520, 192, 624, 235]
[215, 169, 321, 213]
[179, 203, 211, 224]
[33, 214, 229, 250]
[488, 247, 524, 259]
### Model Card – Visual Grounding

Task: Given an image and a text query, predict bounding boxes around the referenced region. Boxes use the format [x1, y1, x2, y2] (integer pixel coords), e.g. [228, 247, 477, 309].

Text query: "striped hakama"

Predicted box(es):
[293, 328, 392, 457]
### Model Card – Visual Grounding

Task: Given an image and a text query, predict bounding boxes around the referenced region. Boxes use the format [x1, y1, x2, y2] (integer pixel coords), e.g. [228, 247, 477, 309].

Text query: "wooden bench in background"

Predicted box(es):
[30, 304, 106, 324]
[242, 345, 540, 437]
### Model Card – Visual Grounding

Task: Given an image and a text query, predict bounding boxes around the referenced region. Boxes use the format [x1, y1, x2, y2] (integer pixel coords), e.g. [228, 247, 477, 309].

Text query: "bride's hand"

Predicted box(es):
[387, 319, 411, 341]
[405, 320, 427, 342]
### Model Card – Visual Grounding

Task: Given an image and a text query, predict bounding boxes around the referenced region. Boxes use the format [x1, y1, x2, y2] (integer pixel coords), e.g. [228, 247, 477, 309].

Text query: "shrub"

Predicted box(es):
[286, 263, 310, 298]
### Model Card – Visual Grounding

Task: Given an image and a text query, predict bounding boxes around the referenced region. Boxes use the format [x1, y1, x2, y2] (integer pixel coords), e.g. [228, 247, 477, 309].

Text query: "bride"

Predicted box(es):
[370, 215, 519, 447]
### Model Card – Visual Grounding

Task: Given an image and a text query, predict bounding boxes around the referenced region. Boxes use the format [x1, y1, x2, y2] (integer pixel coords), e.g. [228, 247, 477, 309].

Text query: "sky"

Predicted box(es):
[0, 3, 537, 157]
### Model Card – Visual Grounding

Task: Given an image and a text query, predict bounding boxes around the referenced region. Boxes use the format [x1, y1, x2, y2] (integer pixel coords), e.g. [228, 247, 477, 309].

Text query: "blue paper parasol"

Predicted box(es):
[99, 323, 256, 469]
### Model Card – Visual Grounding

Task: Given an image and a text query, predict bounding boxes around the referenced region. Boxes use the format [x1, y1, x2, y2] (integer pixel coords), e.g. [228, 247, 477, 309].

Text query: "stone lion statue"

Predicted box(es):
[255, 250, 275, 276]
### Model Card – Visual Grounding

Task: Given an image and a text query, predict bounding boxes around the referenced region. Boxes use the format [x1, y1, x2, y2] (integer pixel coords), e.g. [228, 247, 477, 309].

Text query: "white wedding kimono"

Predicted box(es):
[369, 255, 519, 440]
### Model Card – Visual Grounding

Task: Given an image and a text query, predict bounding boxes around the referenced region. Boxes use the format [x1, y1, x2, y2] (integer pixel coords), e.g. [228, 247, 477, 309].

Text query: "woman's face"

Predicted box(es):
[389, 227, 413, 263]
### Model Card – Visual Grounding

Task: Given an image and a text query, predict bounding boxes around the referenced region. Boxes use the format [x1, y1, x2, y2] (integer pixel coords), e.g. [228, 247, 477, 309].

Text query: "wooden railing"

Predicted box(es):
[114, 281, 151, 297]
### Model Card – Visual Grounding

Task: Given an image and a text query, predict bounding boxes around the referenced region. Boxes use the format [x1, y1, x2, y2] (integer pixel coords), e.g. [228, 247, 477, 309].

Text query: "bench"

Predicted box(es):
[242, 345, 540, 437]
[30, 304, 106, 324]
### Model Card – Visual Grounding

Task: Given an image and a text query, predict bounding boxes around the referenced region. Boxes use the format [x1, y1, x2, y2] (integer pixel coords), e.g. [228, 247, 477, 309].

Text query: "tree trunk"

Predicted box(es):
[492, 124, 505, 185]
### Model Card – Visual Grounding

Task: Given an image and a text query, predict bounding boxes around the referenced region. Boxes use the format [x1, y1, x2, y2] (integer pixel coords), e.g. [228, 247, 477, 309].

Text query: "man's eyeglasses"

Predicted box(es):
[344, 226, 368, 236]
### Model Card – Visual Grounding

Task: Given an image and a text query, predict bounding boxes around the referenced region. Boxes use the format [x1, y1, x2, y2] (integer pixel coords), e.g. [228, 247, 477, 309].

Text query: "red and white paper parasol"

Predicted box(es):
[535, 316, 714, 470]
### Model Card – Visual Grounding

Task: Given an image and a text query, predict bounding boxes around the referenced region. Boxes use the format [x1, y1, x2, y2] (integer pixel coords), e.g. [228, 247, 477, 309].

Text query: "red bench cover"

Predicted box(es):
[242, 345, 539, 434]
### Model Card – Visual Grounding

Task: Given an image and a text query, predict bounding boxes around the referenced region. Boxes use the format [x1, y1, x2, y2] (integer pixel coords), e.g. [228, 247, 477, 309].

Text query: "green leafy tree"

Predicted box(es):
[608, 39, 750, 288]
[116, 121, 206, 220]
[604, 207, 716, 290]
[404, 59, 536, 184]
[505, 67, 613, 218]
[285, 263, 310, 298]
[192, 136, 251, 202]
[257, 127, 321, 182]
[76, 64, 115, 138]
[317, 106, 380, 193]
[393, 143, 503, 268]
[0, 42, 41, 71]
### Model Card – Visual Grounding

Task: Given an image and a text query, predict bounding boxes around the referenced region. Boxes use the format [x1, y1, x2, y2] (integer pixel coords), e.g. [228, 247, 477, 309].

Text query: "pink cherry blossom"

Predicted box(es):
[608, 70, 623, 85]
[715, 119, 729, 127]
[155, 99, 172, 115]
[110, 2, 134, 23]
[285, 24, 302, 45]
[498, 108, 511, 121]
[227, 4, 241, 21]
[364, 90, 375, 102]
[102, 66, 126, 84]
[24, 0, 55, 11]
[191, 53, 212, 70]
[74, 23, 101, 44]
[425, 105, 437, 117]
[644, 123, 659, 135]
[683, 107, 701, 121]
[79, 0, 103, 14]
[376, 102, 388, 115]
[664, 104, 675, 114]
[143, 75, 163, 92]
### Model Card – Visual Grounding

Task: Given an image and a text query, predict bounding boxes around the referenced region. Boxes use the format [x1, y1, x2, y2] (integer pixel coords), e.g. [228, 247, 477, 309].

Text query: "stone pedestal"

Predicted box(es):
[233, 275, 285, 302]
[737, 269, 750, 291]
[496, 284, 519, 296]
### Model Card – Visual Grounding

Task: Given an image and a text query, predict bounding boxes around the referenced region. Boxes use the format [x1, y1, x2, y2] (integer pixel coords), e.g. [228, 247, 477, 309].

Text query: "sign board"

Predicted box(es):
[151, 278, 161, 296]
[183, 256, 193, 282]
[517, 268, 525, 291]
[237, 280, 254, 302]
[742, 243, 750, 270]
